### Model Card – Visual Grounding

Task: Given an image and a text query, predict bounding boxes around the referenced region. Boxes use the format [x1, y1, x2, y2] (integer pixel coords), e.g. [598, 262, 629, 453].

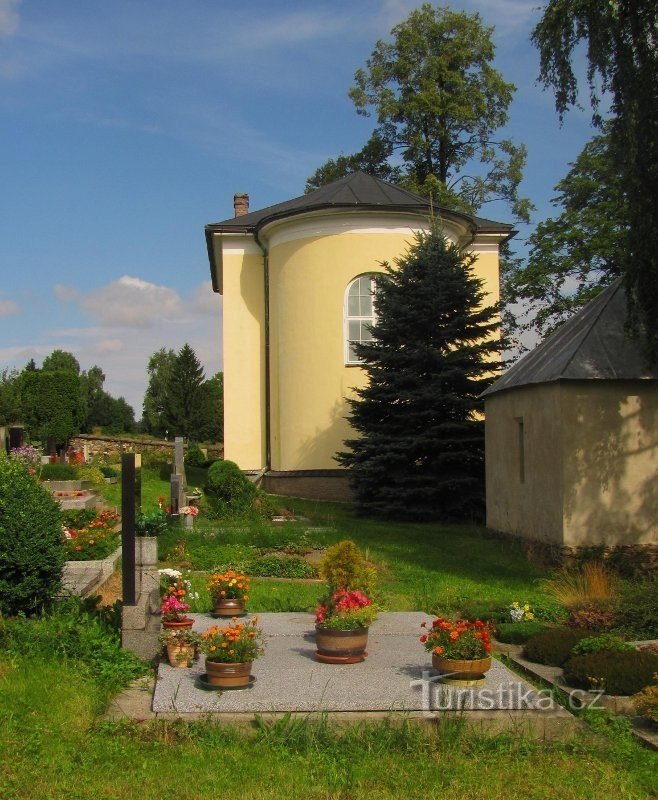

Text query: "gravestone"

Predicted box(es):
[170, 437, 187, 516]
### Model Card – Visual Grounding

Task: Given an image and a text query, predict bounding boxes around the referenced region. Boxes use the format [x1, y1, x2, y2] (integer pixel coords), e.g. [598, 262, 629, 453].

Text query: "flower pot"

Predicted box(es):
[162, 617, 194, 630]
[212, 598, 245, 617]
[432, 654, 492, 679]
[205, 659, 253, 687]
[135, 536, 158, 567]
[314, 625, 369, 663]
[166, 642, 195, 668]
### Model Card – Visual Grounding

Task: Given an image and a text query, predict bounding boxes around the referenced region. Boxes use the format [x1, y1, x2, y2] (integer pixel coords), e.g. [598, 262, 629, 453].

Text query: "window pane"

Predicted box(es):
[359, 293, 372, 316]
[361, 322, 373, 341]
[348, 320, 361, 341]
[348, 295, 360, 315]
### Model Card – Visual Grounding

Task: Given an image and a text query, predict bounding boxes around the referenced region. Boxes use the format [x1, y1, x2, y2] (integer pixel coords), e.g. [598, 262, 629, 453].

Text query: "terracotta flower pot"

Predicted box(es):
[314, 625, 369, 663]
[205, 659, 253, 687]
[432, 654, 492, 676]
[166, 643, 195, 668]
[162, 617, 194, 630]
[212, 598, 245, 617]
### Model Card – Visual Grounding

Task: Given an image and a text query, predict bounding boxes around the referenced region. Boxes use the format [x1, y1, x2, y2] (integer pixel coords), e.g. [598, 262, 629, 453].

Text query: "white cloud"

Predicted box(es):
[53, 284, 80, 302]
[0, 298, 19, 317]
[189, 281, 222, 316]
[77, 275, 183, 328]
[0, 0, 21, 38]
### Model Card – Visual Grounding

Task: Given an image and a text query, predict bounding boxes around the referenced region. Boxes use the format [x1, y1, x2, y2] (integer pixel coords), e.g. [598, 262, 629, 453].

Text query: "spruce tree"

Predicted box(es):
[163, 344, 206, 439]
[336, 227, 501, 521]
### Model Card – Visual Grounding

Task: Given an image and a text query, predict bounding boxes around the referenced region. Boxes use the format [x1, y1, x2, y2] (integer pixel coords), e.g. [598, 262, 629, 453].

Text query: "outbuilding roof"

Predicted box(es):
[482, 278, 658, 397]
[205, 171, 514, 235]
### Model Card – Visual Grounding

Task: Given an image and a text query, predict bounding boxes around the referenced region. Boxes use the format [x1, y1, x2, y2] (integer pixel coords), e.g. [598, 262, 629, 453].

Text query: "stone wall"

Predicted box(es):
[69, 434, 223, 462]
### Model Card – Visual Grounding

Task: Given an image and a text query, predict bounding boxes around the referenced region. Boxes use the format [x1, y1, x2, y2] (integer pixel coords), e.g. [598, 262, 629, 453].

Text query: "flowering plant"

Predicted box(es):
[9, 444, 41, 471]
[179, 505, 199, 517]
[62, 509, 121, 560]
[158, 569, 199, 602]
[420, 618, 494, 660]
[315, 588, 378, 630]
[199, 617, 264, 663]
[509, 601, 535, 622]
[158, 627, 199, 649]
[206, 570, 250, 602]
[161, 594, 191, 622]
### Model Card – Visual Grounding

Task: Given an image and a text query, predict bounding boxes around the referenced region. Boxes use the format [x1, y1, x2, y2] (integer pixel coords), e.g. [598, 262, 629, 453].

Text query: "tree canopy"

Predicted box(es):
[307, 4, 532, 223]
[504, 127, 626, 338]
[532, 0, 658, 359]
[336, 225, 501, 521]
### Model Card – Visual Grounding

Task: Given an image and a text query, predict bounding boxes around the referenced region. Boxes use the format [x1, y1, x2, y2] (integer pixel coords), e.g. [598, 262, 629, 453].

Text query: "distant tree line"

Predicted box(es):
[0, 343, 223, 450]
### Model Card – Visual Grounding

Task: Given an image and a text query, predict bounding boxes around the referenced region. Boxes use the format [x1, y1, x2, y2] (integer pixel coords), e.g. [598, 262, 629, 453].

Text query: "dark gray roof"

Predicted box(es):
[483, 278, 658, 397]
[205, 171, 514, 235]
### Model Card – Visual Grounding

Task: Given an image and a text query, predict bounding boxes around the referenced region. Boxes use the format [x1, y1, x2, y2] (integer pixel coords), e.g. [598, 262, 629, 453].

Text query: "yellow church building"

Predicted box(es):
[205, 172, 513, 499]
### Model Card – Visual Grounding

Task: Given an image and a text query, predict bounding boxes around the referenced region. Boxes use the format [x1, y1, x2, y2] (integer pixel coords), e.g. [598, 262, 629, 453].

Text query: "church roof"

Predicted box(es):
[482, 278, 658, 398]
[205, 171, 514, 236]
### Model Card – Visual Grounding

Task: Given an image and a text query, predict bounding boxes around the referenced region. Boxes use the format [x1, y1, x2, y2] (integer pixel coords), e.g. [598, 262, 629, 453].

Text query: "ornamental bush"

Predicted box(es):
[523, 628, 590, 666]
[0, 457, 65, 615]
[249, 554, 317, 579]
[40, 463, 78, 481]
[563, 650, 658, 696]
[204, 460, 257, 518]
[495, 620, 549, 644]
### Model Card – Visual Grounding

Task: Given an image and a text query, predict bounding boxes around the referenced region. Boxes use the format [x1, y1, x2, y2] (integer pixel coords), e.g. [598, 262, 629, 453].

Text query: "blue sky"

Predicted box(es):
[0, 0, 596, 415]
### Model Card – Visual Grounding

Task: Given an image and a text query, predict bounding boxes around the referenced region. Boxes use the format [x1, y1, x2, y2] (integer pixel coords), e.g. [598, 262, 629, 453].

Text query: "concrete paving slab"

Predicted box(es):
[152, 613, 577, 722]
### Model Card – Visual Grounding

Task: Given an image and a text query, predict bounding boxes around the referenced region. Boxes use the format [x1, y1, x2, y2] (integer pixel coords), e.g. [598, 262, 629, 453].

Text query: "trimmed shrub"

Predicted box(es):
[204, 460, 257, 518]
[571, 634, 634, 657]
[99, 465, 118, 478]
[40, 463, 78, 481]
[563, 650, 658, 696]
[615, 575, 658, 639]
[523, 628, 590, 666]
[75, 465, 105, 486]
[459, 601, 509, 624]
[0, 458, 65, 615]
[495, 620, 549, 644]
[633, 678, 658, 724]
[184, 445, 204, 467]
[566, 602, 619, 631]
[249, 554, 317, 579]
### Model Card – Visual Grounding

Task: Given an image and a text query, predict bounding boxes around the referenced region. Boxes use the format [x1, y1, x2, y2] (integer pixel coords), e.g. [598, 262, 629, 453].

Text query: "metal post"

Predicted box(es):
[121, 453, 141, 606]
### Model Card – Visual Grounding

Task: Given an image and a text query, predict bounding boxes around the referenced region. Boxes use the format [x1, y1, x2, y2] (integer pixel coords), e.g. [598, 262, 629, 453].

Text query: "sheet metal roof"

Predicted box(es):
[205, 171, 514, 235]
[483, 279, 658, 397]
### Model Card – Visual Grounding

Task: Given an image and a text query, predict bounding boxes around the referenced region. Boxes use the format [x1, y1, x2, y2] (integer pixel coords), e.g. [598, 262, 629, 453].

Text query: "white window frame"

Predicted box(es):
[344, 274, 377, 365]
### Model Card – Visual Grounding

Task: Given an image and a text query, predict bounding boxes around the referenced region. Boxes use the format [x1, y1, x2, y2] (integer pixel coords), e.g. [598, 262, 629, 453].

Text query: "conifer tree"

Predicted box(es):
[336, 227, 501, 521]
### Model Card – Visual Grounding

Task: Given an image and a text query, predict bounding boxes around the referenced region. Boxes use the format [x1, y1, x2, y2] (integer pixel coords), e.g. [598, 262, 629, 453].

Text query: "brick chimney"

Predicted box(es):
[233, 193, 249, 217]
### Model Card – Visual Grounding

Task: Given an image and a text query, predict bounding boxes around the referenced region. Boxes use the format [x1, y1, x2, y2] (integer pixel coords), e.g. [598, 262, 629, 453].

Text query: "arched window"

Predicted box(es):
[344, 274, 376, 364]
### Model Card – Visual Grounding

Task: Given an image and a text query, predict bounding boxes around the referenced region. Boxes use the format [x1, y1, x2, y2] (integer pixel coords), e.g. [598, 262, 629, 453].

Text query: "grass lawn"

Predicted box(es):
[3, 466, 654, 798]
[1, 654, 657, 800]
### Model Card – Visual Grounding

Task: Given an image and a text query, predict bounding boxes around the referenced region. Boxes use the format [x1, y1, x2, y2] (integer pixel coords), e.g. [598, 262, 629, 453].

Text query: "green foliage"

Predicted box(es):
[75, 464, 105, 486]
[566, 603, 620, 632]
[336, 228, 501, 520]
[249, 554, 317, 579]
[494, 621, 549, 644]
[0, 457, 64, 615]
[135, 508, 169, 537]
[504, 128, 624, 339]
[633, 678, 658, 724]
[614, 575, 658, 638]
[39, 462, 78, 480]
[571, 634, 634, 657]
[99, 465, 118, 478]
[458, 601, 510, 624]
[532, 0, 658, 360]
[162, 343, 206, 439]
[21, 368, 85, 446]
[0, 367, 22, 423]
[523, 628, 589, 667]
[185, 444, 204, 467]
[41, 350, 80, 374]
[0, 596, 147, 694]
[319, 540, 374, 595]
[564, 650, 658, 696]
[308, 3, 532, 223]
[204, 460, 257, 518]
[141, 347, 177, 436]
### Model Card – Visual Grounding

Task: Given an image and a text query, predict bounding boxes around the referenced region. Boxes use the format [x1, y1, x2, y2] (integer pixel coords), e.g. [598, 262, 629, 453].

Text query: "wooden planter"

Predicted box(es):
[314, 625, 369, 664]
[432, 654, 492, 681]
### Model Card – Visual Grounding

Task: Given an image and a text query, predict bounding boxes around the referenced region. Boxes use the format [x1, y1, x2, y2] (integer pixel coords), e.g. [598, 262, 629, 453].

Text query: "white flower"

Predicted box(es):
[158, 568, 181, 578]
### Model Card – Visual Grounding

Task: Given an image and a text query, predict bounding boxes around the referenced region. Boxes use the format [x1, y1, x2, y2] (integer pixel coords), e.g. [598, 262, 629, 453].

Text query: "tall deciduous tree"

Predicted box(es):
[336, 226, 501, 521]
[142, 348, 177, 436]
[307, 4, 532, 223]
[532, 0, 658, 359]
[504, 128, 626, 338]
